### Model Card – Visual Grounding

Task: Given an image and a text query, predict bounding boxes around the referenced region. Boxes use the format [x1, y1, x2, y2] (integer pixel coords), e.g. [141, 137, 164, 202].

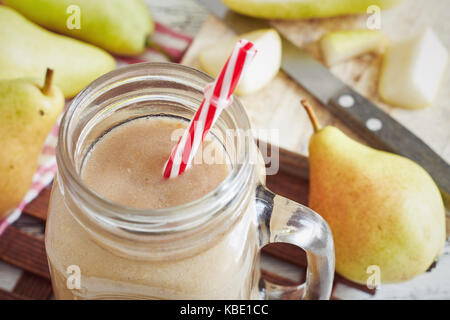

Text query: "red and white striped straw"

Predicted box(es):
[163, 39, 256, 179]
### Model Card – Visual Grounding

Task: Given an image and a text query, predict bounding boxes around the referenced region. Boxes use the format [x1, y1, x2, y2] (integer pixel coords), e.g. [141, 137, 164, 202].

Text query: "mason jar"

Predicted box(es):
[45, 63, 334, 300]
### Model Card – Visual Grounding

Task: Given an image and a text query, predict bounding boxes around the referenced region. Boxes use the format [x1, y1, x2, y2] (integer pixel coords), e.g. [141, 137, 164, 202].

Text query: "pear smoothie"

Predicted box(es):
[45, 116, 260, 299]
[45, 62, 336, 300]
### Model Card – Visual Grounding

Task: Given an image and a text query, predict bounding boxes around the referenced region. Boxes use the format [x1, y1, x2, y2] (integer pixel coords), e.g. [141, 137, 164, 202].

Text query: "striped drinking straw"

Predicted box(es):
[163, 39, 257, 179]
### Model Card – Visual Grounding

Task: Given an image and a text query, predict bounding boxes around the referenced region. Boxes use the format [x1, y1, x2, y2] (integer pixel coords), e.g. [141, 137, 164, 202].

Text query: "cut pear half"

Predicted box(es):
[320, 29, 389, 66]
[199, 29, 282, 96]
[378, 28, 448, 109]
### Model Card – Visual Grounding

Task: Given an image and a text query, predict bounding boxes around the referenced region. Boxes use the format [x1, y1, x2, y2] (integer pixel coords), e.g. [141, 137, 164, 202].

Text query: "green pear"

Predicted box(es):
[320, 29, 389, 66]
[0, 6, 115, 98]
[222, 0, 405, 19]
[0, 69, 64, 218]
[302, 100, 446, 284]
[199, 29, 282, 95]
[3, 0, 154, 56]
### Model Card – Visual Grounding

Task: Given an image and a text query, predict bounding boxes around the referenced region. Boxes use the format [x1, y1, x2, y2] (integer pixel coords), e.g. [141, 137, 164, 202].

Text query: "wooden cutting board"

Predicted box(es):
[181, 0, 450, 162]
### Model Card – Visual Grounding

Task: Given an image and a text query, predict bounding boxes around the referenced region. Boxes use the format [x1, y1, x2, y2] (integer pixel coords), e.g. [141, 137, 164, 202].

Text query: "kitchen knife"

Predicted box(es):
[197, 0, 450, 205]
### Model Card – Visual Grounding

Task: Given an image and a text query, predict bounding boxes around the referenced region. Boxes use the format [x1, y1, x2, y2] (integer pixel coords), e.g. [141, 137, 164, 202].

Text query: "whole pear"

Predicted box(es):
[378, 28, 448, 109]
[222, 0, 404, 19]
[302, 101, 446, 284]
[0, 69, 64, 218]
[3, 0, 154, 56]
[0, 6, 115, 98]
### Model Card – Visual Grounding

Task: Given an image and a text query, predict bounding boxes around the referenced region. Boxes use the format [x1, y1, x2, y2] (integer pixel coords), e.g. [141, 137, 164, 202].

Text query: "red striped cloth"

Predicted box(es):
[0, 22, 192, 235]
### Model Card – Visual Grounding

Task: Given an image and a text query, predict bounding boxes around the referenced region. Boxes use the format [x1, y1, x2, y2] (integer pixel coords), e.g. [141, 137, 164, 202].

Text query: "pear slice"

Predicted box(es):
[222, 0, 405, 19]
[378, 28, 448, 109]
[199, 29, 282, 96]
[320, 30, 389, 66]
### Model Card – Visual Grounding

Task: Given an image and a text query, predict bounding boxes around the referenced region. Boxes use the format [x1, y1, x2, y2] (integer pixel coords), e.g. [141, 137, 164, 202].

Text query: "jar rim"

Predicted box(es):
[56, 62, 254, 232]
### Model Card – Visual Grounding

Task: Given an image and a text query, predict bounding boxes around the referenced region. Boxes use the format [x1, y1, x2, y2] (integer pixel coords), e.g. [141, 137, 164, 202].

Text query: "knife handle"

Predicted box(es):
[327, 86, 450, 201]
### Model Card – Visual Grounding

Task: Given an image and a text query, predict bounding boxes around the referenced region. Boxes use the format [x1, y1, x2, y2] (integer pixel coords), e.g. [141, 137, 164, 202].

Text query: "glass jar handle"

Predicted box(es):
[256, 184, 335, 300]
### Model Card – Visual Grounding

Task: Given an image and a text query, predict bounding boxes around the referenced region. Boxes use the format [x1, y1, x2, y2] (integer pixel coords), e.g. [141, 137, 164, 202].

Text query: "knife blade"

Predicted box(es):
[197, 0, 450, 205]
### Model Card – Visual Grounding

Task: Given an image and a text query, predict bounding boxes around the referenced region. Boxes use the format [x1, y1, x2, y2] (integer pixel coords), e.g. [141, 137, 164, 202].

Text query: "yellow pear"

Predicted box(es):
[302, 100, 446, 284]
[0, 69, 64, 218]
[222, 0, 405, 19]
[3, 0, 154, 56]
[0, 6, 115, 98]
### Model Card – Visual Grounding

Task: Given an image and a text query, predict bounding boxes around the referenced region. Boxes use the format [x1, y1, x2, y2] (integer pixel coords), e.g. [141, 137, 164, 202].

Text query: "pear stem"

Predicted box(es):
[301, 99, 321, 133]
[41, 68, 54, 95]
